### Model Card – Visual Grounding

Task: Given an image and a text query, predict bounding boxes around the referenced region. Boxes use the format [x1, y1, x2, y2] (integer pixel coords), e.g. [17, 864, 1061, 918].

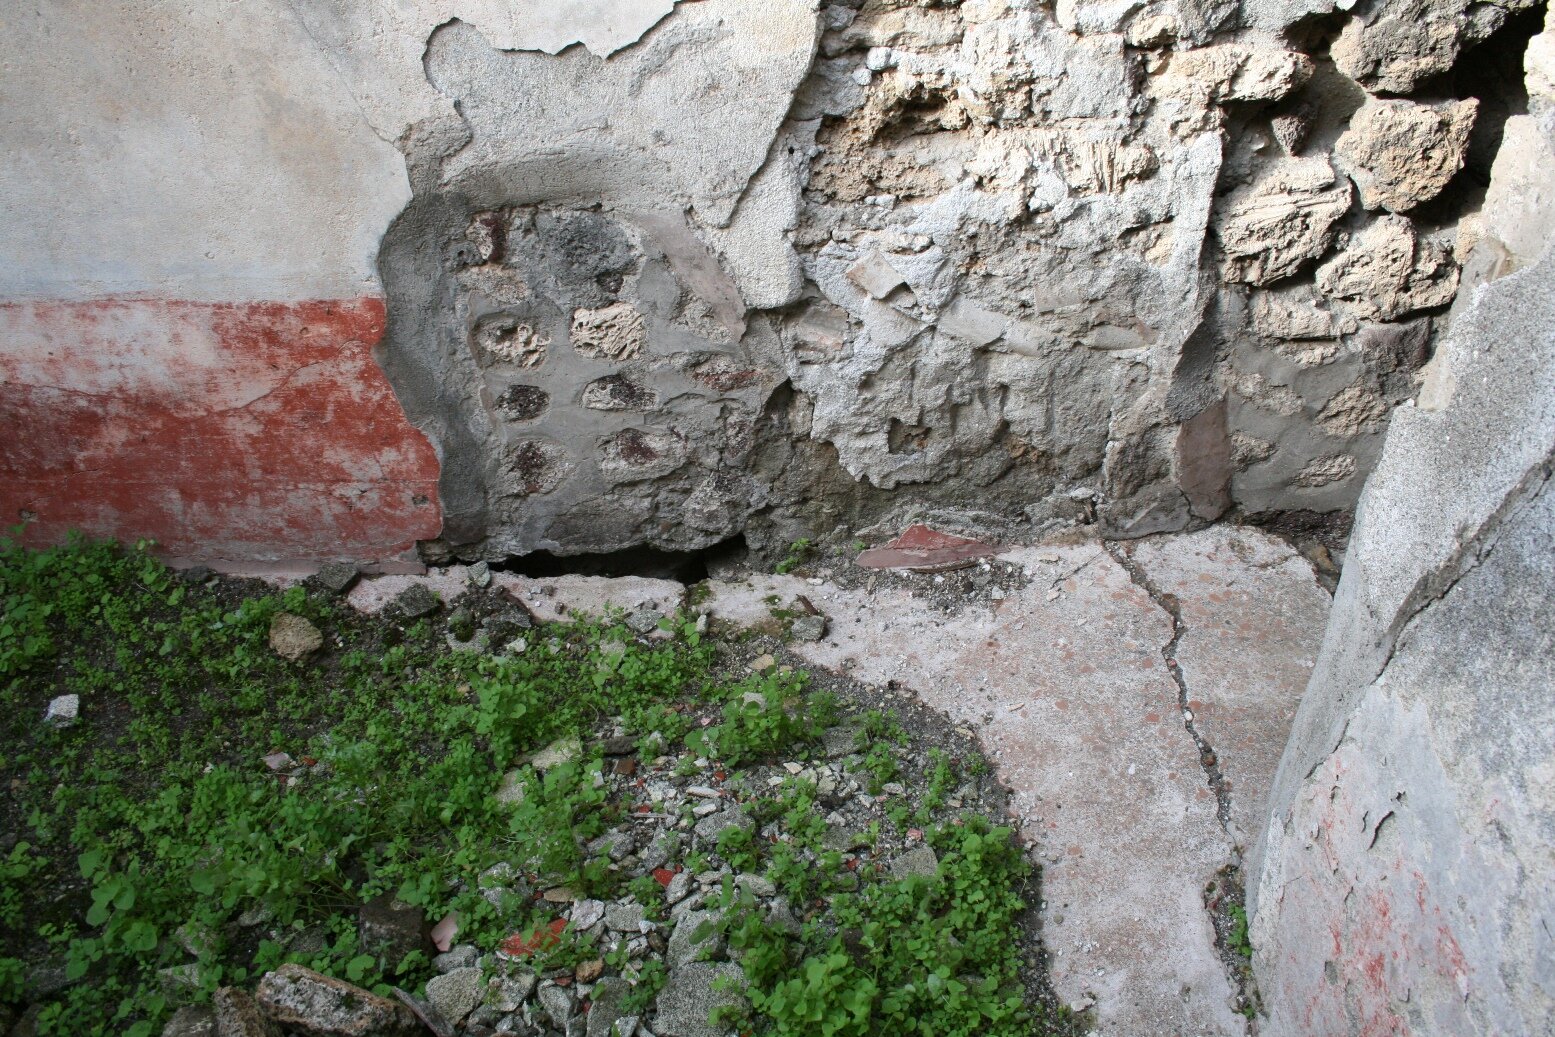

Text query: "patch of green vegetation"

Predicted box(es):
[686, 670, 836, 766]
[712, 818, 1042, 1037]
[855, 709, 907, 794]
[1227, 902, 1252, 960]
[775, 538, 814, 575]
[0, 533, 1059, 1037]
[0, 535, 717, 1034]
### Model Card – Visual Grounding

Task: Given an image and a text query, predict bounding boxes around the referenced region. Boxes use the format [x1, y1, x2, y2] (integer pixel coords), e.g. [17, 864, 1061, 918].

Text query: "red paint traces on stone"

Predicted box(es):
[855, 524, 997, 572]
[652, 868, 678, 887]
[0, 297, 441, 562]
[500, 917, 568, 958]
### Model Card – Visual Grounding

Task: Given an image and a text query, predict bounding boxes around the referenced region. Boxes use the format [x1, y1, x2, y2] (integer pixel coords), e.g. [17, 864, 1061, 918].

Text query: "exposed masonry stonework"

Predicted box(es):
[347, 0, 1547, 561]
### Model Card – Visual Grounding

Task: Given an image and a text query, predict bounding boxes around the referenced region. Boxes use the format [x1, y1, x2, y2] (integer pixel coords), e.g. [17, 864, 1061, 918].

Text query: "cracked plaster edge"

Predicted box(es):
[1248, 227, 1555, 921]
[277, 0, 733, 296]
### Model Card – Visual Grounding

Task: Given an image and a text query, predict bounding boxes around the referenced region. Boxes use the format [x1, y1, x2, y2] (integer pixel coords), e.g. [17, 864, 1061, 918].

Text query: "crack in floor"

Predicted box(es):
[1105, 541, 1234, 833]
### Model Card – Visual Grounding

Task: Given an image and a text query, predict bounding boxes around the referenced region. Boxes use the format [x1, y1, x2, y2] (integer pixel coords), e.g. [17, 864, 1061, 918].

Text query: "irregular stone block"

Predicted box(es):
[161, 1005, 215, 1037]
[493, 384, 549, 422]
[1218, 159, 1352, 286]
[937, 296, 1007, 346]
[571, 302, 646, 361]
[1316, 215, 1459, 321]
[424, 966, 483, 1025]
[254, 964, 421, 1037]
[213, 987, 279, 1037]
[581, 375, 657, 411]
[655, 962, 745, 1037]
[1334, 98, 1478, 213]
[845, 252, 907, 299]
[268, 613, 323, 662]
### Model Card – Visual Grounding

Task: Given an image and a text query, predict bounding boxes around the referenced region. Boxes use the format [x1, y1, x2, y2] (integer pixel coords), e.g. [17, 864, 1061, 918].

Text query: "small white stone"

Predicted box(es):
[43, 694, 79, 728]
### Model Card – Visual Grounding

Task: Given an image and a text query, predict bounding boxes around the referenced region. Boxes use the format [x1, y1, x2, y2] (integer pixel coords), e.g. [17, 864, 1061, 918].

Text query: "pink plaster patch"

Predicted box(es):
[855, 524, 997, 572]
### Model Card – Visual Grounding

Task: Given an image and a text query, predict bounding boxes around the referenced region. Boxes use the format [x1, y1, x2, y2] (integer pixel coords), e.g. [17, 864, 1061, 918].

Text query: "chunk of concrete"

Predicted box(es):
[655, 962, 745, 1037]
[254, 964, 421, 1036]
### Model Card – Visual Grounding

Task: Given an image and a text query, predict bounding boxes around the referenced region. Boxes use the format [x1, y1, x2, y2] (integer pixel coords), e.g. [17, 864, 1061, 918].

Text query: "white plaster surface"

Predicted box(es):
[0, 0, 409, 301]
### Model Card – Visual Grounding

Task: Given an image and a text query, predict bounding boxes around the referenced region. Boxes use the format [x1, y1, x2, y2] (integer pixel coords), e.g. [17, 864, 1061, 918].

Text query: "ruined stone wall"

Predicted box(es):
[0, 0, 1545, 563]
[1249, 10, 1555, 1030]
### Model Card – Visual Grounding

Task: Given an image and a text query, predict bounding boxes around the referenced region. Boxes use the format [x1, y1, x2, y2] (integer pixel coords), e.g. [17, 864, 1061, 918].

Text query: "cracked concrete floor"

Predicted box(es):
[326, 525, 1330, 1036]
[702, 526, 1331, 1037]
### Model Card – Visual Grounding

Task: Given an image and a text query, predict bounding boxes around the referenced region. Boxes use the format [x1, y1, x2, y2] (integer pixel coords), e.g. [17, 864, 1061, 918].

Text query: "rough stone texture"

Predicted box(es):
[423, 967, 483, 1025]
[1250, 62, 1555, 1033]
[655, 962, 745, 1037]
[254, 964, 421, 1037]
[1330, 0, 1541, 95]
[268, 613, 324, 662]
[705, 528, 1328, 1034]
[1316, 216, 1460, 322]
[1217, 159, 1353, 287]
[1334, 98, 1479, 214]
[3, 0, 1542, 560]
[212, 987, 280, 1037]
[161, 1005, 216, 1037]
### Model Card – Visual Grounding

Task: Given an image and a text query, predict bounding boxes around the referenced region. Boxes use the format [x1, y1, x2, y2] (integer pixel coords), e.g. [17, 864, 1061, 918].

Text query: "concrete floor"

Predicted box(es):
[702, 526, 1331, 1037]
[338, 525, 1332, 1036]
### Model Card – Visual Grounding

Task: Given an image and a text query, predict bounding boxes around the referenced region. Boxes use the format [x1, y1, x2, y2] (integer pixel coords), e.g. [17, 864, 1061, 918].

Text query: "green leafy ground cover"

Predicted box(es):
[0, 535, 1068, 1036]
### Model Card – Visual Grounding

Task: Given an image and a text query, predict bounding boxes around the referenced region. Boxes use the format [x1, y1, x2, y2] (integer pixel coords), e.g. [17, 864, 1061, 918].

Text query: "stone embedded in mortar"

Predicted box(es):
[571, 302, 646, 361]
[1153, 43, 1314, 132]
[1334, 98, 1479, 213]
[466, 210, 506, 264]
[599, 428, 688, 483]
[1293, 454, 1357, 487]
[1249, 283, 1355, 342]
[845, 251, 908, 299]
[493, 384, 549, 422]
[1218, 158, 1353, 286]
[506, 440, 572, 496]
[1316, 384, 1391, 438]
[1316, 215, 1459, 321]
[689, 353, 763, 392]
[581, 375, 658, 411]
[1330, 0, 1522, 95]
[474, 315, 549, 369]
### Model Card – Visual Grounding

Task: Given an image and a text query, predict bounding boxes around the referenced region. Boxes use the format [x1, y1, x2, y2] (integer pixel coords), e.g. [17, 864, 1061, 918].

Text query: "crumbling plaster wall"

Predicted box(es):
[322, 0, 1543, 561]
[0, 0, 1544, 562]
[1248, 10, 1555, 1032]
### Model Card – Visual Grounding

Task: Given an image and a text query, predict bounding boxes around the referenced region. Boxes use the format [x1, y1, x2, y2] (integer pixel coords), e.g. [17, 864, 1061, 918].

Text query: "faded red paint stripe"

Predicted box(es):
[0, 297, 441, 562]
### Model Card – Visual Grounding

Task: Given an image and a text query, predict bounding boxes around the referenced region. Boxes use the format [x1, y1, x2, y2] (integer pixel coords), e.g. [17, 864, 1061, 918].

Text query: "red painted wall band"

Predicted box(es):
[0, 297, 441, 562]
